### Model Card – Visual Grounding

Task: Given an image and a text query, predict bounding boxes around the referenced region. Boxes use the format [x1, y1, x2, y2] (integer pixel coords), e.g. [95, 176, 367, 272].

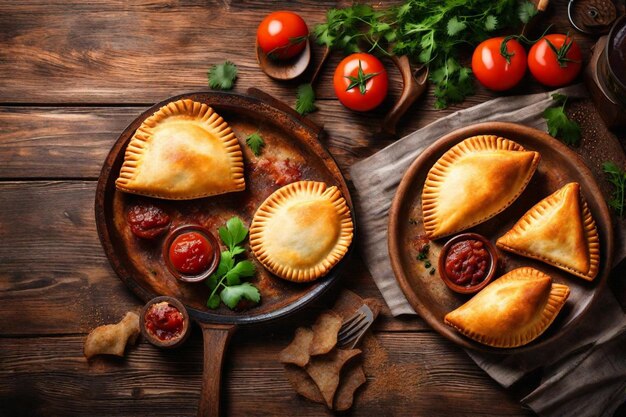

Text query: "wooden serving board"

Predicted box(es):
[388, 122, 613, 354]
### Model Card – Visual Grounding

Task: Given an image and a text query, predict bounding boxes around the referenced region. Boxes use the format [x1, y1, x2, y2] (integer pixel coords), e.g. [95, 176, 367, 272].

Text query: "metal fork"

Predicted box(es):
[337, 304, 375, 349]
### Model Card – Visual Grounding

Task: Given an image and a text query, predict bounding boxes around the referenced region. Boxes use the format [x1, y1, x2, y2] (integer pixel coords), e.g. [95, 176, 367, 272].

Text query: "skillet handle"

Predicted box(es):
[197, 322, 237, 417]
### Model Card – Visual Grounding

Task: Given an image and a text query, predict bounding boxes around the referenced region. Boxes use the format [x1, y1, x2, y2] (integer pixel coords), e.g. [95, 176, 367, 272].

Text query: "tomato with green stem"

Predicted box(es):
[257, 11, 309, 60]
[333, 53, 388, 111]
[528, 34, 582, 87]
[472, 37, 527, 91]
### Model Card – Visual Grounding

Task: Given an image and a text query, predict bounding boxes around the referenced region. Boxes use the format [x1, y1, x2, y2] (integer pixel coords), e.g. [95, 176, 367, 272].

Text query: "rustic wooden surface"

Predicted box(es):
[1, 1, 624, 416]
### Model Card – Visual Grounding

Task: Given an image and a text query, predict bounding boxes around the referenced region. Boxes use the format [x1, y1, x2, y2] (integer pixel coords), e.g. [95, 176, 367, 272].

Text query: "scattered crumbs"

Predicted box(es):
[429, 268, 436, 275]
[408, 218, 418, 225]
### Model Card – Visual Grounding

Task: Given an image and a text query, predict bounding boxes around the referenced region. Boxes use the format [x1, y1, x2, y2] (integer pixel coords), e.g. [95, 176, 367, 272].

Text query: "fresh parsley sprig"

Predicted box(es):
[543, 93, 581, 146]
[246, 132, 265, 156]
[295, 83, 317, 115]
[602, 162, 626, 217]
[207, 217, 261, 309]
[208, 61, 238, 90]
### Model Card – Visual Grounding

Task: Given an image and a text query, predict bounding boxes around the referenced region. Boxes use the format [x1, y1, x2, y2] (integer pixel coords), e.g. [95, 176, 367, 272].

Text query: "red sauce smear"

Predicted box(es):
[168, 231, 214, 275]
[127, 203, 170, 239]
[145, 302, 184, 341]
[444, 239, 491, 287]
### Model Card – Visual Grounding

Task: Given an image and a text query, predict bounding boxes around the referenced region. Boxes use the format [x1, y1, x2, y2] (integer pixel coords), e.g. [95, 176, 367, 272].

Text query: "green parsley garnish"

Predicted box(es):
[602, 161, 626, 217]
[246, 132, 265, 157]
[295, 83, 317, 115]
[208, 61, 238, 90]
[543, 93, 581, 146]
[207, 217, 261, 309]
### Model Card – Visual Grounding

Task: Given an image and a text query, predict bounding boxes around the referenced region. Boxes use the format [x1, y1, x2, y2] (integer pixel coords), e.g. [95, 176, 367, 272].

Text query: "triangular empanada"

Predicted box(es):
[422, 136, 540, 239]
[250, 181, 353, 282]
[444, 267, 569, 348]
[496, 182, 600, 281]
[116, 99, 245, 199]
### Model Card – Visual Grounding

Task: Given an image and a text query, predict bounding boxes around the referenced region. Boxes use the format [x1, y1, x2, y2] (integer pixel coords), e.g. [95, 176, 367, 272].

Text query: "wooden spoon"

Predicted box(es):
[256, 39, 311, 81]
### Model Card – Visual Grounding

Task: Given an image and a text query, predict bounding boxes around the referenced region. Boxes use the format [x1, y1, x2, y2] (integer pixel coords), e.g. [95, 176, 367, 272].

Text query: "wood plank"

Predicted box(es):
[0, 180, 426, 335]
[0, 332, 531, 417]
[0, 0, 595, 104]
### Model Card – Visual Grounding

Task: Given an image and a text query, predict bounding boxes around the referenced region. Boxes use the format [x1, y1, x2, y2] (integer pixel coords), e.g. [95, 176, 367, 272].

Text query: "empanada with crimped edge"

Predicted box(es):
[444, 267, 570, 348]
[496, 182, 600, 281]
[250, 181, 353, 282]
[116, 99, 245, 199]
[422, 135, 540, 239]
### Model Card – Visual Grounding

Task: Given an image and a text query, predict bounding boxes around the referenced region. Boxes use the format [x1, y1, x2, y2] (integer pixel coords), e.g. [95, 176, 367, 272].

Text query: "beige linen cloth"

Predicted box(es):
[350, 84, 626, 417]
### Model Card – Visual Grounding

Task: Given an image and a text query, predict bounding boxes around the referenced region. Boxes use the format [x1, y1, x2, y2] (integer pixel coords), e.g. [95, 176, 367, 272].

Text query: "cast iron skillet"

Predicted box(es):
[95, 89, 354, 416]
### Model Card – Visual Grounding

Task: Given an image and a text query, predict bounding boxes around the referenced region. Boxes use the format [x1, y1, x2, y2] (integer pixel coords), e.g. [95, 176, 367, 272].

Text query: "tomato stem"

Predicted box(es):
[544, 34, 580, 68]
[344, 60, 382, 94]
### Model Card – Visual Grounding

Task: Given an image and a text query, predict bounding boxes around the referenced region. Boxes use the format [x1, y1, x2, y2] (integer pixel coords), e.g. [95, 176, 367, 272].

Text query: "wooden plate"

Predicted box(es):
[388, 122, 613, 354]
[96, 89, 353, 324]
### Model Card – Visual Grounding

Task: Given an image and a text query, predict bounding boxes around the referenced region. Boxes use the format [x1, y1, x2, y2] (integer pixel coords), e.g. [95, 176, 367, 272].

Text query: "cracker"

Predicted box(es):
[305, 348, 361, 408]
[334, 362, 367, 411]
[83, 312, 140, 359]
[284, 364, 324, 404]
[279, 327, 314, 367]
[310, 311, 342, 356]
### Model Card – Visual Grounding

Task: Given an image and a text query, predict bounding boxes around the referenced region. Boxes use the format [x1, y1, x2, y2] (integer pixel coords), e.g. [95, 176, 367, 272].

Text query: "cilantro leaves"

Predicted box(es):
[543, 93, 581, 146]
[207, 217, 261, 310]
[245, 132, 265, 156]
[602, 162, 626, 217]
[313, 0, 536, 108]
[295, 83, 317, 115]
[208, 61, 238, 90]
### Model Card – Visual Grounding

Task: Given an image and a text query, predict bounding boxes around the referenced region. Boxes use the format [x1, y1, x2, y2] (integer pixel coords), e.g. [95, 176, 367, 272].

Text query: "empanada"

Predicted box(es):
[422, 135, 540, 239]
[444, 267, 570, 348]
[496, 182, 600, 281]
[116, 99, 245, 199]
[250, 181, 353, 282]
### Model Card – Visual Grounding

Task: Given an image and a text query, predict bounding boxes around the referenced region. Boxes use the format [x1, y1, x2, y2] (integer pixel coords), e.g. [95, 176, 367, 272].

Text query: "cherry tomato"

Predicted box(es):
[333, 53, 388, 111]
[257, 11, 308, 60]
[472, 37, 527, 91]
[528, 34, 582, 87]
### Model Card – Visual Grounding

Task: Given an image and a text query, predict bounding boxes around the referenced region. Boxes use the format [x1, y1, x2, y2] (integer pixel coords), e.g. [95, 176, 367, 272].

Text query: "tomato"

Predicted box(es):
[472, 37, 527, 91]
[528, 34, 582, 87]
[333, 53, 388, 111]
[257, 11, 308, 60]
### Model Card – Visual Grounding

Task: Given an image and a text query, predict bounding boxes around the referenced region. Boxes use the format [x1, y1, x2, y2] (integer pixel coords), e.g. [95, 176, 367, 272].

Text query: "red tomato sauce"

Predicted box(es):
[127, 203, 170, 239]
[444, 239, 491, 286]
[168, 231, 214, 275]
[144, 302, 184, 341]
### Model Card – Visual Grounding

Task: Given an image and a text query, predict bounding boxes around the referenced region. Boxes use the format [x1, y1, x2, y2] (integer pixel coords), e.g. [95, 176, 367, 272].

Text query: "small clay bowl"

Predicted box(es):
[162, 224, 220, 283]
[140, 296, 191, 349]
[437, 233, 498, 295]
[256, 38, 311, 80]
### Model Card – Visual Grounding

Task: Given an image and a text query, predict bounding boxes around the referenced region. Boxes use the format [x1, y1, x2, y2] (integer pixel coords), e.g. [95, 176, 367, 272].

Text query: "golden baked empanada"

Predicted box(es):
[250, 181, 353, 282]
[496, 182, 600, 281]
[116, 99, 245, 199]
[444, 267, 569, 348]
[422, 136, 540, 239]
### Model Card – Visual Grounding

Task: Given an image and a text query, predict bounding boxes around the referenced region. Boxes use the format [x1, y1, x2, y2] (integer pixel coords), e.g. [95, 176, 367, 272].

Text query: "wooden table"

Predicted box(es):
[1, 1, 624, 416]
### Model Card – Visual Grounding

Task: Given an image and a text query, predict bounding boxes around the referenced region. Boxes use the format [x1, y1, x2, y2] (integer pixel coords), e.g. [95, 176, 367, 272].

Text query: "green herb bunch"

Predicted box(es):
[603, 162, 626, 217]
[206, 217, 261, 309]
[314, 0, 537, 108]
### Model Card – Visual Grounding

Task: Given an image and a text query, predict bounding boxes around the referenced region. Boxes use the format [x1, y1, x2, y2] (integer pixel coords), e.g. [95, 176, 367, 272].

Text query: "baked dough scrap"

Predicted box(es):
[422, 135, 540, 239]
[444, 267, 570, 348]
[83, 312, 140, 359]
[116, 99, 245, 199]
[250, 181, 353, 282]
[496, 182, 600, 281]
